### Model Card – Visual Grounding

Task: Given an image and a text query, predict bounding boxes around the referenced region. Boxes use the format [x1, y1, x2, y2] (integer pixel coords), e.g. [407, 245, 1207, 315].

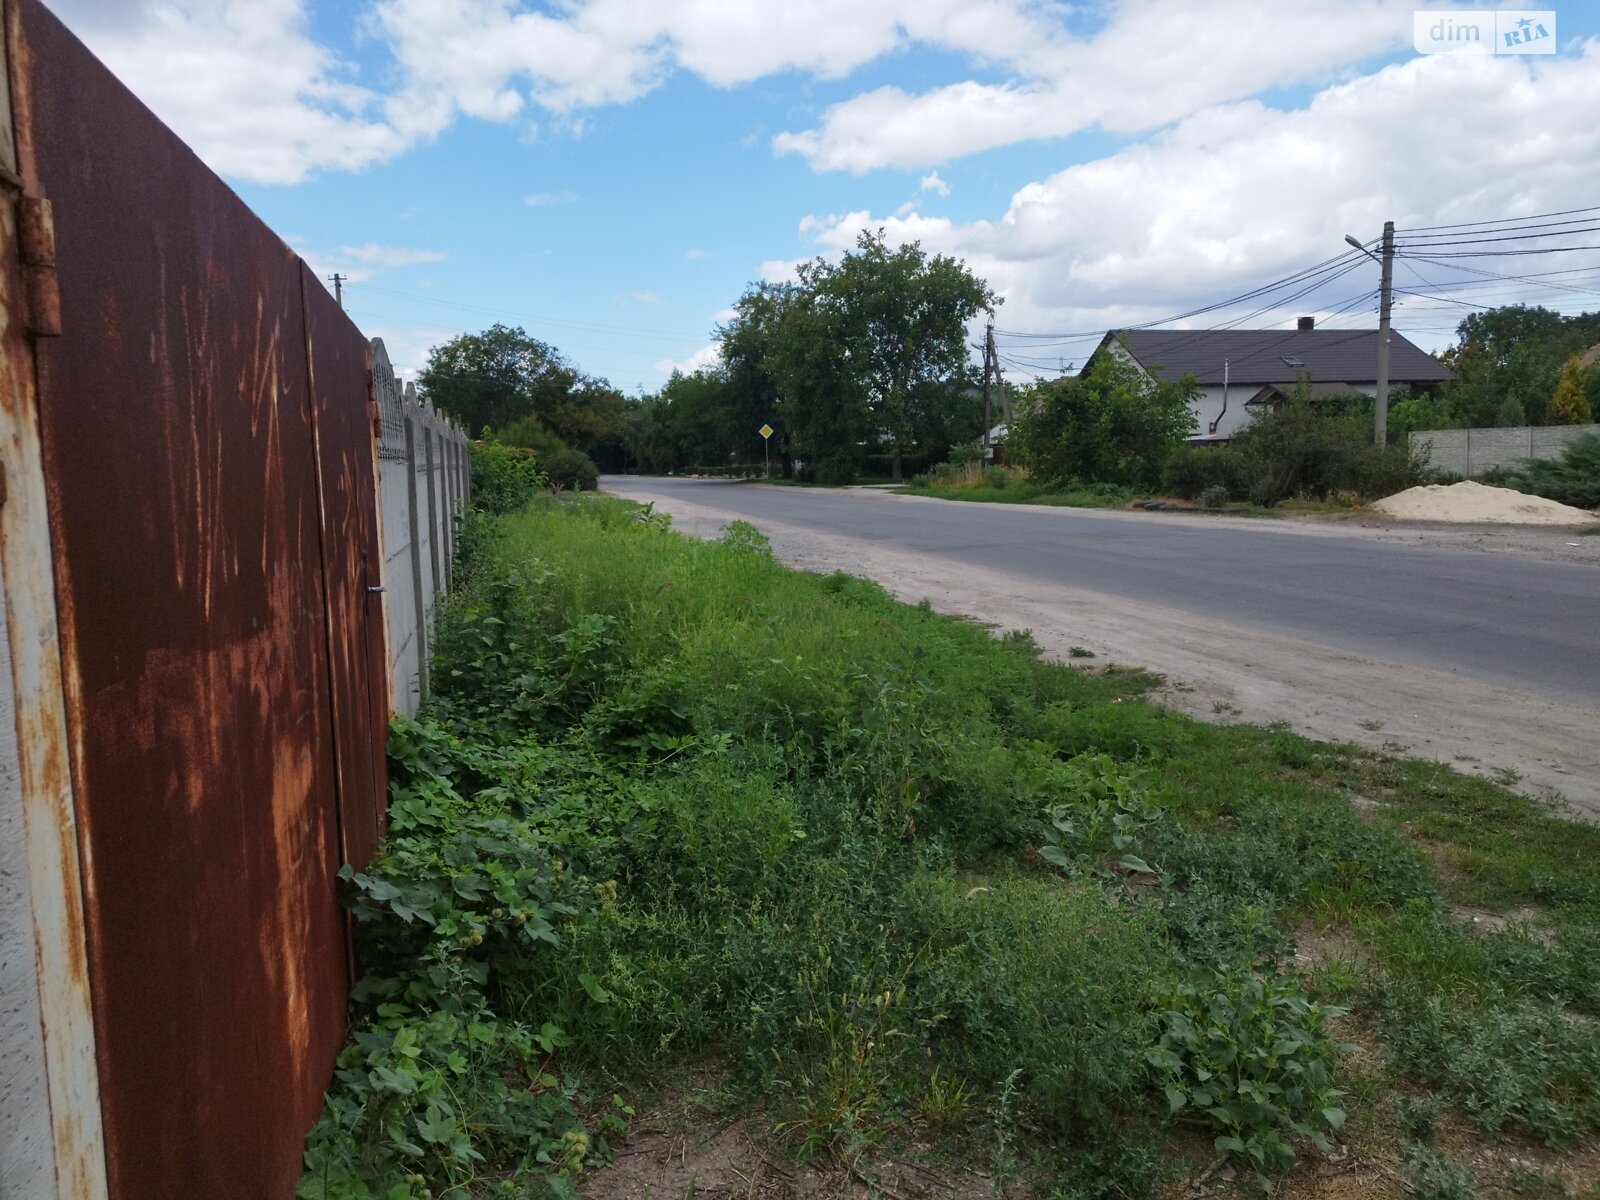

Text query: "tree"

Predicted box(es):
[1009, 345, 1197, 488]
[417, 324, 627, 468]
[715, 232, 995, 482]
[417, 324, 576, 435]
[718, 283, 791, 465]
[1439, 305, 1600, 427]
[1549, 355, 1595, 424]
[625, 368, 752, 473]
[818, 230, 996, 478]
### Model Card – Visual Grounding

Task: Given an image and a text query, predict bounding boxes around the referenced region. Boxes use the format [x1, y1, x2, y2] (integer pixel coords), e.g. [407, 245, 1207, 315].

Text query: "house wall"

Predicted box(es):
[1186, 383, 1381, 442]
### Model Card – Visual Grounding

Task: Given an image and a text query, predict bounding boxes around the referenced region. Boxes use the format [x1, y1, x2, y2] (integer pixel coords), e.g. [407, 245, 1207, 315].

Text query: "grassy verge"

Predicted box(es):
[299, 497, 1600, 1200]
[898, 480, 1135, 508]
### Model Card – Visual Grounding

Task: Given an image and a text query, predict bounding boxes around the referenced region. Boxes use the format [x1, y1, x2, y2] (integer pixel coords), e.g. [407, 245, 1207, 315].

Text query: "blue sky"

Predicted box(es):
[52, 1, 1600, 392]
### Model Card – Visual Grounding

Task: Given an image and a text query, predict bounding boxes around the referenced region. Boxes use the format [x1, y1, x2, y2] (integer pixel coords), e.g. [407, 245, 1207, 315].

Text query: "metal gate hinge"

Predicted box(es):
[19, 196, 61, 338]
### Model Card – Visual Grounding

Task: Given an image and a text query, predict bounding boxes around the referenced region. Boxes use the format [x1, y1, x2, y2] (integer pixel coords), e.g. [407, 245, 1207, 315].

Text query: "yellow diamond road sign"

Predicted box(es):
[759, 424, 774, 439]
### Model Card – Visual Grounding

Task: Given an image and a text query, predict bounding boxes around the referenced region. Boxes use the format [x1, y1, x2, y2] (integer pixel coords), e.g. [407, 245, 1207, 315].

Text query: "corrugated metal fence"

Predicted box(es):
[0, 3, 470, 1197]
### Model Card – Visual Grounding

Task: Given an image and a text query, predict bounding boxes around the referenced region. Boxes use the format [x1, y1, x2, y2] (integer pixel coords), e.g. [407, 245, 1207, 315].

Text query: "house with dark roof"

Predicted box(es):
[1089, 317, 1454, 442]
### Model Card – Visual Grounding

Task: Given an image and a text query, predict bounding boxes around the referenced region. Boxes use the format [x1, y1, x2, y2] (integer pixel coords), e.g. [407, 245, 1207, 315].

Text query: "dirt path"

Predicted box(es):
[603, 481, 1600, 820]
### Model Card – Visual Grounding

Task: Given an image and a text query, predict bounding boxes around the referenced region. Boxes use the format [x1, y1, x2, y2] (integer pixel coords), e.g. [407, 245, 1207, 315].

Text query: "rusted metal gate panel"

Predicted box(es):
[303, 264, 389, 868]
[8, 2, 354, 1195]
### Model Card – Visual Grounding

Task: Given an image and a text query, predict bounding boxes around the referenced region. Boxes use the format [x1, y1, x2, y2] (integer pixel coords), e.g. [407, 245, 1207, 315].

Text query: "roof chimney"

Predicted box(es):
[1297, 316, 1315, 331]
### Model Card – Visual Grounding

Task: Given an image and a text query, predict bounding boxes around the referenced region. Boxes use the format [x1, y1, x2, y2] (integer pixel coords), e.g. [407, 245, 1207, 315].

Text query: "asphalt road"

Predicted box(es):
[605, 477, 1600, 708]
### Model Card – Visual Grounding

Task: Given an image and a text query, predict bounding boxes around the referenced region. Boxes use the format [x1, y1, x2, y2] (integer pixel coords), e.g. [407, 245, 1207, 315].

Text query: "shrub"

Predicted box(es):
[1163, 444, 1249, 500]
[1230, 391, 1422, 506]
[1009, 347, 1198, 488]
[468, 441, 546, 515]
[1496, 431, 1600, 510]
[541, 444, 600, 492]
[1197, 484, 1229, 510]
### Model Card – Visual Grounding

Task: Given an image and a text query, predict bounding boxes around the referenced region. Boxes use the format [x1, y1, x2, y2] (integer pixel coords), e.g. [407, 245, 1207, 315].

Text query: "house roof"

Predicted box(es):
[1101, 328, 1454, 386]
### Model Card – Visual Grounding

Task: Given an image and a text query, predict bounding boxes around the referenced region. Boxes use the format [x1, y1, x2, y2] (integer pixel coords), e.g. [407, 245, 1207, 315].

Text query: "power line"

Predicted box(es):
[1397, 204, 1600, 233]
[1401, 254, 1600, 300]
[1402, 244, 1600, 258]
[1396, 223, 1600, 247]
[992, 249, 1366, 342]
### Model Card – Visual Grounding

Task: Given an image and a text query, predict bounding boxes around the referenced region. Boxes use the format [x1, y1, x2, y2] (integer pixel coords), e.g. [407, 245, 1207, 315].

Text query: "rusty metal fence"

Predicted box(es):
[0, 2, 470, 1197]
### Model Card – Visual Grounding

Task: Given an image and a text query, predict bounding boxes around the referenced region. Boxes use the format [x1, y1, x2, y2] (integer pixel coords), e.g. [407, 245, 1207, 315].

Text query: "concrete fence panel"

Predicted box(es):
[1410, 423, 1600, 477]
[373, 351, 470, 717]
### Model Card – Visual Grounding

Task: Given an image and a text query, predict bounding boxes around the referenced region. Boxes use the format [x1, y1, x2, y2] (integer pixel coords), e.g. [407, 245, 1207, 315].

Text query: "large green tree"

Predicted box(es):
[1439, 305, 1600, 427]
[417, 324, 627, 467]
[625, 368, 758, 473]
[717, 231, 995, 482]
[418, 324, 576, 435]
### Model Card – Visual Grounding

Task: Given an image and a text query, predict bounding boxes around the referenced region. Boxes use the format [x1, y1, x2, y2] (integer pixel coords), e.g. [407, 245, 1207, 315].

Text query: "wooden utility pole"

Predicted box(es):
[327, 273, 346, 309]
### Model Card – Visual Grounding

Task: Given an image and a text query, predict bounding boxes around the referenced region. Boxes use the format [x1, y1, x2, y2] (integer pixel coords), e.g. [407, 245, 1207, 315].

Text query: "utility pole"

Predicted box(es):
[1343, 221, 1394, 446]
[981, 321, 994, 451]
[327, 273, 346, 309]
[1375, 220, 1394, 448]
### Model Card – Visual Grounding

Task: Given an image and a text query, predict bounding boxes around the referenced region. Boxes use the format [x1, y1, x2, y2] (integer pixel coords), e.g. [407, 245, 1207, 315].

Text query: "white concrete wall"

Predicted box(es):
[0, 550, 57, 1197]
[371, 340, 470, 717]
[1409, 422, 1600, 477]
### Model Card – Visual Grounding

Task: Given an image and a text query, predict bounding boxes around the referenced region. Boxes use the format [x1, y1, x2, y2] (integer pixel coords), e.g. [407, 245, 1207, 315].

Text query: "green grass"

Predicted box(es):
[898, 481, 1134, 507]
[299, 496, 1600, 1199]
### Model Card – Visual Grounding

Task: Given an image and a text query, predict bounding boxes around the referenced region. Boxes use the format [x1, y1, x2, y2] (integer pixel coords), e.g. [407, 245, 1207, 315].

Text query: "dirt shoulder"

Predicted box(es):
[603, 479, 1600, 820]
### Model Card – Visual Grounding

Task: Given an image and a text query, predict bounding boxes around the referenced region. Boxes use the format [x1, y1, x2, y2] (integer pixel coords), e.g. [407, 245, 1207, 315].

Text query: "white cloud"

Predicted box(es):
[524, 190, 578, 207]
[339, 243, 448, 268]
[632, 289, 663, 304]
[360, 322, 458, 380]
[772, 0, 1423, 173]
[52, 0, 409, 184]
[789, 47, 1600, 360]
[919, 171, 951, 197]
[686, 247, 713, 260]
[298, 241, 446, 284]
[759, 259, 804, 284]
[654, 343, 722, 375]
[52, 0, 1430, 186]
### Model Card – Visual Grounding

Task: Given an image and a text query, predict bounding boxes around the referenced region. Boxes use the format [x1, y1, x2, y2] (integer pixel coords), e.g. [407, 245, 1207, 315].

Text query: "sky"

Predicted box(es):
[49, 1, 1600, 394]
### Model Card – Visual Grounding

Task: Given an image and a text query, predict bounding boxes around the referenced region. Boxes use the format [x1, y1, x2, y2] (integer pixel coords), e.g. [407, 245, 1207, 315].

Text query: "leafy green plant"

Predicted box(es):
[717, 519, 772, 555]
[1146, 970, 1347, 1182]
[1400, 1143, 1476, 1200]
[1039, 754, 1164, 879]
[298, 720, 608, 1199]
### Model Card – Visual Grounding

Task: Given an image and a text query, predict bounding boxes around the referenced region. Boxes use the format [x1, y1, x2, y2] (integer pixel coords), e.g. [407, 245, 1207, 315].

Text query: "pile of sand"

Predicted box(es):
[1370, 479, 1597, 525]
